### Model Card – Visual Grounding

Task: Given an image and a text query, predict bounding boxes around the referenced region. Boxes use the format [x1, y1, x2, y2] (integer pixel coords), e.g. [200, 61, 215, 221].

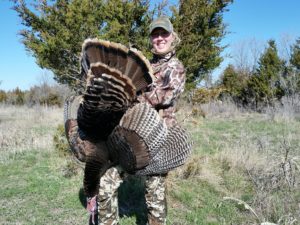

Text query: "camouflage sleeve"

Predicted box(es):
[141, 62, 185, 109]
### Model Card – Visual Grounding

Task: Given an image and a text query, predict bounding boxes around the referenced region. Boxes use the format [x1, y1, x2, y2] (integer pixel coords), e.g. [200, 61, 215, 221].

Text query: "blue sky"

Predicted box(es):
[1, 0, 300, 91]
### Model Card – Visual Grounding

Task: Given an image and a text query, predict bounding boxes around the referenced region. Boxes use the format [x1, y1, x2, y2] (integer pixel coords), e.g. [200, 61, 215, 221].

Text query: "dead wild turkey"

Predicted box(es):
[64, 38, 192, 200]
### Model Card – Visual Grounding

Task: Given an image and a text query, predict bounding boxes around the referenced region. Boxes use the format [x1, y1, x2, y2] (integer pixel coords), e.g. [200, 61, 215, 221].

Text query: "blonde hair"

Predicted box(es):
[171, 31, 181, 49]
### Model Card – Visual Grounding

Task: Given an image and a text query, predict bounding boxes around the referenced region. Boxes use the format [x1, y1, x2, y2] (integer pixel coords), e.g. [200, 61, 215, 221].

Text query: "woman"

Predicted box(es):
[98, 16, 186, 225]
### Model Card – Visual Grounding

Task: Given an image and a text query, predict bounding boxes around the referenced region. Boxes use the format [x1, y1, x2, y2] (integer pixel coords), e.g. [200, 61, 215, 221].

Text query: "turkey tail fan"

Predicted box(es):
[125, 48, 153, 91]
[81, 38, 154, 93]
[107, 103, 168, 173]
[77, 66, 131, 141]
[78, 38, 154, 140]
[89, 62, 136, 107]
[136, 125, 193, 176]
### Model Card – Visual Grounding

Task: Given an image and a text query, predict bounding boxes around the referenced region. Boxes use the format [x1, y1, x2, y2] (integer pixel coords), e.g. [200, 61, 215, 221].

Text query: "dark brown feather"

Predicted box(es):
[83, 141, 111, 197]
[107, 126, 150, 172]
[81, 38, 154, 92]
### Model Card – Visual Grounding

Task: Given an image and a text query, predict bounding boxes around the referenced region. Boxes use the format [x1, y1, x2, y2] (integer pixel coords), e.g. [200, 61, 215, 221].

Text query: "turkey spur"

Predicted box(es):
[64, 38, 192, 199]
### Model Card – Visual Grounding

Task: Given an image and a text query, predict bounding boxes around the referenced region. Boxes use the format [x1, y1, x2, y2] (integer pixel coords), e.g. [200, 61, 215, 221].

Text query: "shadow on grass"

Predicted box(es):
[78, 176, 148, 225]
[118, 176, 148, 225]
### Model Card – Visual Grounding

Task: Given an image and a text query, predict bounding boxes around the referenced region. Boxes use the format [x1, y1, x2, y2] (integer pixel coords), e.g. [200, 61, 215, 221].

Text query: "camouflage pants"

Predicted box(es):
[145, 175, 167, 225]
[97, 167, 167, 225]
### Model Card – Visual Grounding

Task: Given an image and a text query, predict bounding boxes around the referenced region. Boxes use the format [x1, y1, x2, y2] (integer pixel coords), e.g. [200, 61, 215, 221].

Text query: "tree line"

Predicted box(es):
[217, 38, 300, 110]
[0, 83, 71, 106]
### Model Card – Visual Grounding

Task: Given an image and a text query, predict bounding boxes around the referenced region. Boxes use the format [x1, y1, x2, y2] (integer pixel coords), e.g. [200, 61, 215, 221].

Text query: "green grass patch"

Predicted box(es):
[1, 108, 299, 225]
[0, 149, 87, 225]
[168, 179, 256, 225]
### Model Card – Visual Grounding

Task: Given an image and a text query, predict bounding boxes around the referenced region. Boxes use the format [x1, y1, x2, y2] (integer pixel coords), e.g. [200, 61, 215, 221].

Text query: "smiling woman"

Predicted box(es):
[149, 16, 181, 58]
[92, 16, 189, 225]
[150, 28, 174, 54]
[149, 16, 175, 55]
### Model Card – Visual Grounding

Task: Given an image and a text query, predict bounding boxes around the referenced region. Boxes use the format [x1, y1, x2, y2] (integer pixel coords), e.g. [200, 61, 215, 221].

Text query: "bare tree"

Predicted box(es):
[36, 70, 55, 88]
[153, 0, 169, 17]
[232, 38, 264, 75]
[249, 38, 264, 72]
[278, 33, 296, 63]
[232, 40, 251, 75]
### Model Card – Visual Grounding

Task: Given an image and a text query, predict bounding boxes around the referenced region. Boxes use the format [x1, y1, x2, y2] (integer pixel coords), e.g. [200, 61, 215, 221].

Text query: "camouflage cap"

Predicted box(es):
[149, 16, 173, 34]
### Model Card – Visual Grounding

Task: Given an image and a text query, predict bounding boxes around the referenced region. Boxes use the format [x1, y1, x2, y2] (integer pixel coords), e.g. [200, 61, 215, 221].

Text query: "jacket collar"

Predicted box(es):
[151, 50, 176, 64]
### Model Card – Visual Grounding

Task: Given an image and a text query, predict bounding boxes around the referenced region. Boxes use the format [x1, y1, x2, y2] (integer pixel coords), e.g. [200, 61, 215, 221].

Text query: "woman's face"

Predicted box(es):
[150, 28, 174, 54]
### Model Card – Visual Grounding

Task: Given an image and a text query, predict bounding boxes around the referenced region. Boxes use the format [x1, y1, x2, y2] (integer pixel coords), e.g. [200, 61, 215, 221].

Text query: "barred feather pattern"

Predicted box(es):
[64, 39, 193, 199]
[107, 128, 146, 172]
[119, 103, 168, 156]
[77, 39, 154, 141]
[107, 103, 168, 172]
[136, 125, 193, 175]
[77, 74, 126, 141]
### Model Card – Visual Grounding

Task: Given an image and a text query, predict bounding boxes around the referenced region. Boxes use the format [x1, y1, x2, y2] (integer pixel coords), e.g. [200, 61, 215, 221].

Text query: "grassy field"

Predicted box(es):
[0, 103, 299, 225]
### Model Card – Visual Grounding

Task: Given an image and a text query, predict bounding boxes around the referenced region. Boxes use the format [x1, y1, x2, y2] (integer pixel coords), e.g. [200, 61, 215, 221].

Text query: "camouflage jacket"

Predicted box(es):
[139, 51, 186, 127]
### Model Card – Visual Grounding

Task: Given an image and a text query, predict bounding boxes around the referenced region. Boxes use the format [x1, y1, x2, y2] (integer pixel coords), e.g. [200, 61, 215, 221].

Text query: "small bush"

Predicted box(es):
[0, 90, 7, 103]
[181, 156, 203, 178]
[62, 159, 80, 178]
[191, 107, 206, 118]
[53, 124, 82, 177]
[191, 87, 224, 104]
[53, 124, 70, 157]
[40, 93, 62, 107]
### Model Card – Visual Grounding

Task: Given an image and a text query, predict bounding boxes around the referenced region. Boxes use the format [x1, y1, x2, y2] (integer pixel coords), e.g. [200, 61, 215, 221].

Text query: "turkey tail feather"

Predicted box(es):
[81, 38, 154, 93]
[78, 39, 154, 141]
[108, 103, 192, 175]
[108, 103, 168, 172]
[136, 125, 193, 175]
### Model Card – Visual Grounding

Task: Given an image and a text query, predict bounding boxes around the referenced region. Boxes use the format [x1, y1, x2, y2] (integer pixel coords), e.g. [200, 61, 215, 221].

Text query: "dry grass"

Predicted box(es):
[175, 98, 300, 224]
[1, 101, 299, 224]
[264, 95, 300, 122]
[179, 95, 300, 122]
[201, 117, 299, 224]
[0, 104, 63, 163]
[198, 99, 244, 118]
